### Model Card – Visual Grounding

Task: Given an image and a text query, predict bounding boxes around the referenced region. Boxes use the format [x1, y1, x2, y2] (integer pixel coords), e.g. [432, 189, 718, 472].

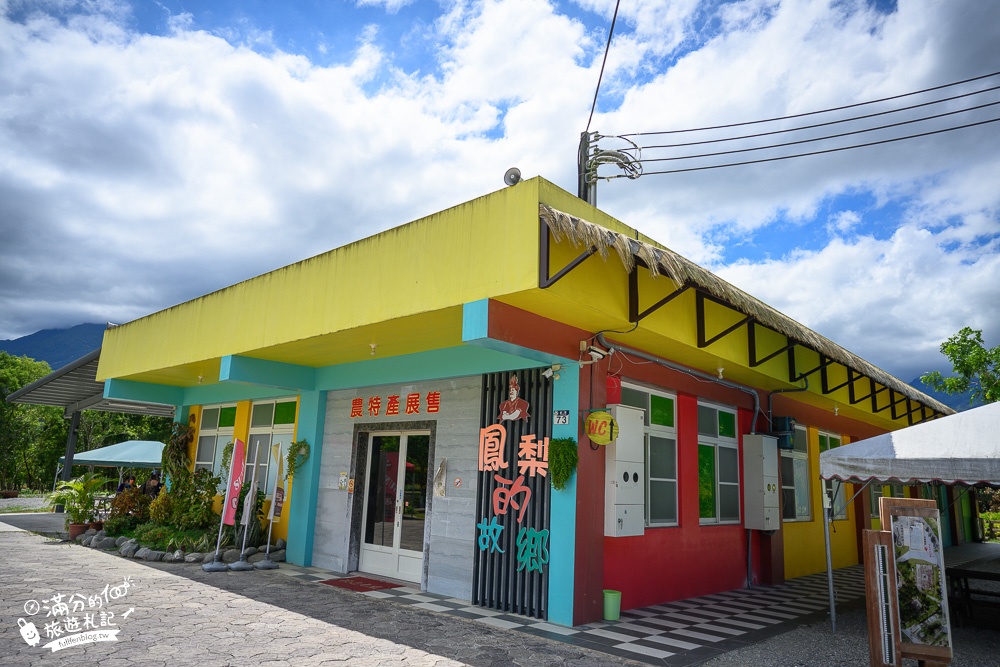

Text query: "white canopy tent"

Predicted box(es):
[820, 401, 1000, 486]
[816, 401, 1000, 631]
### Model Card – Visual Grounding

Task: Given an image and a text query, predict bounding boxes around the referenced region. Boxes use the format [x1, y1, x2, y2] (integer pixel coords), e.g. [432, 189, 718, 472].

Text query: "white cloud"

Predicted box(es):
[829, 211, 861, 235]
[717, 195, 1000, 382]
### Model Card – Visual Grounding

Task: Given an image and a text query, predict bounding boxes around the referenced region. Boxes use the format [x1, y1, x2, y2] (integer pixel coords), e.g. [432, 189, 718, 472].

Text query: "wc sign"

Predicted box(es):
[585, 411, 618, 446]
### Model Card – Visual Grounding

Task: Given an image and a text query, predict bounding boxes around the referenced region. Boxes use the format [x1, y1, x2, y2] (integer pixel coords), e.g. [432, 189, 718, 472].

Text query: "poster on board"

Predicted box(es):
[880, 499, 952, 664]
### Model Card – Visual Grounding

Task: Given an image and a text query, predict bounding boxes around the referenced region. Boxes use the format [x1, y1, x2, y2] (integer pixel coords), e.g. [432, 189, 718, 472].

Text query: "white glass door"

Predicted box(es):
[359, 431, 430, 582]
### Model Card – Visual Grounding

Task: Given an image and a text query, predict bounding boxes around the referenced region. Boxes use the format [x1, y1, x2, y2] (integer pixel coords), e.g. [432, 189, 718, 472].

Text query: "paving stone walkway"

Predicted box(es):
[6, 513, 995, 667]
[0, 528, 641, 667]
[253, 562, 867, 666]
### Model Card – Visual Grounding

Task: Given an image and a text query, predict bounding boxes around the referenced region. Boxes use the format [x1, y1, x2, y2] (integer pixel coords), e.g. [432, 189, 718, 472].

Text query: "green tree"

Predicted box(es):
[920, 327, 999, 405]
[922, 328, 1000, 516]
[0, 352, 172, 491]
[76, 411, 172, 452]
[0, 352, 63, 490]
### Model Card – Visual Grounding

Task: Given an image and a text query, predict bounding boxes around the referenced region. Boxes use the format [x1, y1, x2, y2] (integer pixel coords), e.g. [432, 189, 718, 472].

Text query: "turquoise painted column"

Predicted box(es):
[548, 363, 579, 626]
[286, 389, 327, 566]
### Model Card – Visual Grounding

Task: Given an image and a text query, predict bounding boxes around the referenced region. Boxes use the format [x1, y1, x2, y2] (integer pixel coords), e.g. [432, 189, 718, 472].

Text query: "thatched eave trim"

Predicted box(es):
[538, 203, 953, 416]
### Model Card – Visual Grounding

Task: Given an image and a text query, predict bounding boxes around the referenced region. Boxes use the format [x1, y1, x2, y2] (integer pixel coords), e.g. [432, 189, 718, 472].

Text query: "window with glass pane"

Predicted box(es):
[620, 386, 649, 425]
[219, 406, 237, 428]
[618, 382, 678, 526]
[247, 398, 297, 497]
[212, 436, 228, 482]
[265, 435, 290, 493]
[718, 447, 740, 521]
[792, 427, 807, 453]
[251, 403, 274, 428]
[647, 435, 677, 524]
[201, 408, 220, 431]
[195, 435, 215, 471]
[825, 479, 848, 520]
[870, 484, 884, 518]
[718, 411, 736, 438]
[697, 402, 739, 524]
[649, 395, 674, 428]
[698, 405, 717, 437]
[819, 430, 846, 519]
[195, 404, 235, 479]
[245, 433, 271, 484]
[780, 425, 810, 521]
[274, 401, 297, 425]
[698, 444, 716, 519]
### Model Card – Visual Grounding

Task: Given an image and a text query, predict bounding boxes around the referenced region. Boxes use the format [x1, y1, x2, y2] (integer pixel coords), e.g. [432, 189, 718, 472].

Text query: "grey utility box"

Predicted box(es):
[742, 434, 780, 531]
[604, 404, 645, 537]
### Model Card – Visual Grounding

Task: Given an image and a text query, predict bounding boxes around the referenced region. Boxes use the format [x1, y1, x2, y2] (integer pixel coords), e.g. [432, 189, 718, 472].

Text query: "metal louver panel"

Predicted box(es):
[472, 368, 552, 620]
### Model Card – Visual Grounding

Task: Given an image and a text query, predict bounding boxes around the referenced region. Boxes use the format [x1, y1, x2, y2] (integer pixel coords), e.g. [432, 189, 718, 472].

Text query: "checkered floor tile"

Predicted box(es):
[276, 564, 867, 666]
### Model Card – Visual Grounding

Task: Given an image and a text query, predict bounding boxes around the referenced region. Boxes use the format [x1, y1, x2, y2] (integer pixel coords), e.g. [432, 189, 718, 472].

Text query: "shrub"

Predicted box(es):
[170, 468, 221, 530]
[103, 515, 138, 536]
[149, 491, 174, 524]
[109, 487, 151, 524]
[132, 522, 172, 547]
[132, 521, 219, 552]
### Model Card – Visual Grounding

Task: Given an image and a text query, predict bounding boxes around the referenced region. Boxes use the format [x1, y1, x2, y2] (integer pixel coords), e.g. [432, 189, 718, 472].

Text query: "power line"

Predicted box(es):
[585, 0, 622, 134]
[618, 70, 1000, 138]
[628, 85, 1000, 151]
[636, 100, 1000, 164]
[609, 117, 1000, 178]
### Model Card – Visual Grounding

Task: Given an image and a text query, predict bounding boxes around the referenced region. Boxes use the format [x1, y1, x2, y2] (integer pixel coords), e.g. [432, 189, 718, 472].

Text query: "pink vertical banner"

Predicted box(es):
[222, 438, 247, 526]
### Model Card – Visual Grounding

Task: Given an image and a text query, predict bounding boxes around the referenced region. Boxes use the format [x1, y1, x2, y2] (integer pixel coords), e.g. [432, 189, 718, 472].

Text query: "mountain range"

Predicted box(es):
[0, 323, 980, 410]
[0, 323, 106, 371]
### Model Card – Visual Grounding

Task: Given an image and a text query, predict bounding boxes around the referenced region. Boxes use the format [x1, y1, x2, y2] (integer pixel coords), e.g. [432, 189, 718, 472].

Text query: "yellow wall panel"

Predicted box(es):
[782, 426, 859, 578]
[98, 180, 551, 380]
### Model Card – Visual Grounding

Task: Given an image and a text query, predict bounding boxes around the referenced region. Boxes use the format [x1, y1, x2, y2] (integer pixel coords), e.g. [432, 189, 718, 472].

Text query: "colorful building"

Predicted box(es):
[94, 177, 964, 626]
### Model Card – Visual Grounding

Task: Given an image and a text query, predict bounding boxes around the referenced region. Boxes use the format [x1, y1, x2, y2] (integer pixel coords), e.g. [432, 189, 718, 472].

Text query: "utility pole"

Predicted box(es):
[577, 131, 596, 206]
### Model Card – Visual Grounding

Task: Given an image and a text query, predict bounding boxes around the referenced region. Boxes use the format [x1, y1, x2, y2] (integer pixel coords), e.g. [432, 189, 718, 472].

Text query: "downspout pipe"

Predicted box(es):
[767, 378, 808, 429]
[595, 333, 762, 433]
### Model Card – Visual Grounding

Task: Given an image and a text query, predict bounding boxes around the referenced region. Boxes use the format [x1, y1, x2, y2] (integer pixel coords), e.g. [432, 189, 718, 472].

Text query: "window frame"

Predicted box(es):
[869, 483, 885, 519]
[780, 425, 811, 522]
[819, 430, 848, 520]
[194, 404, 236, 479]
[619, 381, 678, 528]
[245, 398, 298, 498]
[697, 400, 740, 525]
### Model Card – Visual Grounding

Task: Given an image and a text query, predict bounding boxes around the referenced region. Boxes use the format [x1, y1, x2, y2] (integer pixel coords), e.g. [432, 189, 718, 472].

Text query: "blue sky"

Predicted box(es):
[0, 0, 997, 384]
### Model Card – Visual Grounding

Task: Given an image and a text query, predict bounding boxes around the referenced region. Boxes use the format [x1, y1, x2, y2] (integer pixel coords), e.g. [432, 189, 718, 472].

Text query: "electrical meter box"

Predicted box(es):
[605, 405, 645, 537]
[742, 434, 780, 531]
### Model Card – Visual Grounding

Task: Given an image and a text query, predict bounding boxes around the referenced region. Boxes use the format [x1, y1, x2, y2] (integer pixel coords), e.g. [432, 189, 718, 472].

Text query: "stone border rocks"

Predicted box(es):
[75, 527, 288, 567]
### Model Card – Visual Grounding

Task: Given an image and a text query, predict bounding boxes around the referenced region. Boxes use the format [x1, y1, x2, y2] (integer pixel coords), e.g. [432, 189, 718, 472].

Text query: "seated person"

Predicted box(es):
[141, 472, 162, 498]
[116, 475, 136, 493]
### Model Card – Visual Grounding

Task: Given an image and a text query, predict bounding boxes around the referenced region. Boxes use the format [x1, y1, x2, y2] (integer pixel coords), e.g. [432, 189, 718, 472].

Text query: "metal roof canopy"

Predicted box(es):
[6, 348, 175, 418]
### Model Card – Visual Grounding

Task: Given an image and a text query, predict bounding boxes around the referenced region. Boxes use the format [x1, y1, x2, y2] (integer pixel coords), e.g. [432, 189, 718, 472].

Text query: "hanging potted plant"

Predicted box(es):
[48, 472, 112, 539]
[549, 437, 579, 491]
[285, 439, 310, 480]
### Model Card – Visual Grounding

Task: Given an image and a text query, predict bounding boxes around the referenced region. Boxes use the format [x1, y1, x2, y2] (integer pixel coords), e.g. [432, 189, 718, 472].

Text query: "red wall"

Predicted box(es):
[482, 303, 886, 620]
[574, 358, 608, 624]
[602, 397, 761, 610]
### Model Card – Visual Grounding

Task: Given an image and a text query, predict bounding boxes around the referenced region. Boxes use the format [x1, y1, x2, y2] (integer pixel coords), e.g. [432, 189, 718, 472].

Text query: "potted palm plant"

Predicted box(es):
[48, 472, 111, 539]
